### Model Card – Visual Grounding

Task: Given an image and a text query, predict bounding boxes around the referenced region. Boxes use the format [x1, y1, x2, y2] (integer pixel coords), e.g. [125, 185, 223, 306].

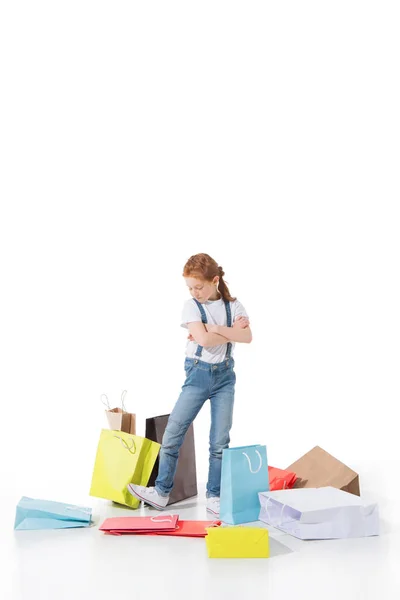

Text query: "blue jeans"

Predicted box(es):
[155, 357, 236, 498]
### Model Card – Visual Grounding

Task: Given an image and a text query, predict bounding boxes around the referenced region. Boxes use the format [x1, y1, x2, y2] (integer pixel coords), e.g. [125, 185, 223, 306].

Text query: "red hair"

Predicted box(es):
[183, 253, 236, 302]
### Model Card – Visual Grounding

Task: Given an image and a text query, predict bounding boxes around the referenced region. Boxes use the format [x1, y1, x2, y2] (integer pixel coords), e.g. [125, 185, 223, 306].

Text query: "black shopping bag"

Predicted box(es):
[145, 414, 198, 505]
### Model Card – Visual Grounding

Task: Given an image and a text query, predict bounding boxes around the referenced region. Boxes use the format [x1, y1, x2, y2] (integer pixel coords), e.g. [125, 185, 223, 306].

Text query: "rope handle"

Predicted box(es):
[263, 496, 289, 527]
[100, 394, 110, 410]
[101, 390, 128, 412]
[113, 435, 136, 454]
[210, 520, 221, 527]
[150, 514, 175, 523]
[271, 478, 288, 490]
[242, 449, 263, 473]
[121, 390, 127, 412]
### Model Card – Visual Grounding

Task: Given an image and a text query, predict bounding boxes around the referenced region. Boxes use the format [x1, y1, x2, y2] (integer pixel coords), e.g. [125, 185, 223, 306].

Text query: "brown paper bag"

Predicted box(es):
[101, 391, 136, 435]
[287, 446, 360, 496]
[145, 414, 197, 505]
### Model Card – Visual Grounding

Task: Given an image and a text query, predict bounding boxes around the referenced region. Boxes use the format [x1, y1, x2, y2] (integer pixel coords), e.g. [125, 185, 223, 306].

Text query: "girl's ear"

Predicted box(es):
[212, 276, 219, 285]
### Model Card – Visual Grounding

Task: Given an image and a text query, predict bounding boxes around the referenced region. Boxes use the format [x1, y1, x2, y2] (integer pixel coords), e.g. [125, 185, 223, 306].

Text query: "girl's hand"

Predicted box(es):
[233, 316, 250, 329]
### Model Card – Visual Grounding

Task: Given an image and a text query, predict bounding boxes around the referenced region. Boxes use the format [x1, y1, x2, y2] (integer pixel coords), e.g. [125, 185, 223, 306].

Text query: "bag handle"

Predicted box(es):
[113, 435, 136, 454]
[121, 390, 127, 412]
[150, 514, 174, 523]
[271, 477, 288, 490]
[101, 391, 128, 411]
[210, 520, 221, 527]
[242, 449, 262, 473]
[263, 497, 289, 527]
[101, 394, 111, 410]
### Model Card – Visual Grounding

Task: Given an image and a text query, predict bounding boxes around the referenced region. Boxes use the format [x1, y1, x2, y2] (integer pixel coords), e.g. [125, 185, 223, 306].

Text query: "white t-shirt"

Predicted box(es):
[181, 298, 249, 364]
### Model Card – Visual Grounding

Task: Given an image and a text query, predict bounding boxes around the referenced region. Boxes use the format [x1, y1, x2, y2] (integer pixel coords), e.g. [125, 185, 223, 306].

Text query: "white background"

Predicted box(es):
[1, 2, 399, 599]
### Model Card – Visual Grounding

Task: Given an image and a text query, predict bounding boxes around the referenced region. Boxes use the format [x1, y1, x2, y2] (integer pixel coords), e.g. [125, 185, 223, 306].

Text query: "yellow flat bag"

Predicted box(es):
[205, 526, 270, 558]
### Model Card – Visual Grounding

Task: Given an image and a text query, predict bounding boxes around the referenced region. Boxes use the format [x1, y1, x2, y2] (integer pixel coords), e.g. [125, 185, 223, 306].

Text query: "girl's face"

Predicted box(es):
[185, 276, 219, 303]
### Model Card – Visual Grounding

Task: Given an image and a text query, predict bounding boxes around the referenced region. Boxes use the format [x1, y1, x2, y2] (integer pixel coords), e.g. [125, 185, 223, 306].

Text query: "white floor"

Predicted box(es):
[4, 476, 400, 600]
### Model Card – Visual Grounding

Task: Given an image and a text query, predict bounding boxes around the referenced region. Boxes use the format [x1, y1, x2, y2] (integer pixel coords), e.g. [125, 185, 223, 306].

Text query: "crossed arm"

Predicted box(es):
[187, 316, 252, 347]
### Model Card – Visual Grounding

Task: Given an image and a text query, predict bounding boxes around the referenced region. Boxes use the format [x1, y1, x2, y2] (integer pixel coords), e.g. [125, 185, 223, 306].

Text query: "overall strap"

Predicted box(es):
[224, 300, 233, 359]
[193, 299, 207, 357]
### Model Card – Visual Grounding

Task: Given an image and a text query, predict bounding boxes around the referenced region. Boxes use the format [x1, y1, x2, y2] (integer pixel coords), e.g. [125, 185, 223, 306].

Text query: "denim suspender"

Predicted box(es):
[193, 299, 232, 359]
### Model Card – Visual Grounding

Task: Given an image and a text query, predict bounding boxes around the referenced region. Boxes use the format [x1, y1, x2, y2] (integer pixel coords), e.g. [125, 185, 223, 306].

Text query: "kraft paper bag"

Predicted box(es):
[102, 390, 136, 435]
[145, 414, 197, 505]
[287, 446, 360, 496]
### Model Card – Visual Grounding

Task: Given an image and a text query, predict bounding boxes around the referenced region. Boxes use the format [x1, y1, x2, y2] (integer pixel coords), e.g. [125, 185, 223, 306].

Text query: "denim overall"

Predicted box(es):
[155, 299, 236, 498]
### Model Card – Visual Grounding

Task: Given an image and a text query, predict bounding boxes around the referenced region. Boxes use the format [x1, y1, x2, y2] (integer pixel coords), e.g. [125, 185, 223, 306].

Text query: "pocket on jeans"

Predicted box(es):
[184, 362, 195, 377]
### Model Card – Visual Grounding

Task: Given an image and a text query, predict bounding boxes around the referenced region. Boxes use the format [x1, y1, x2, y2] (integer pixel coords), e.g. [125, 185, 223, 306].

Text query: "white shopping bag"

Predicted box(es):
[258, 486, 379, 540]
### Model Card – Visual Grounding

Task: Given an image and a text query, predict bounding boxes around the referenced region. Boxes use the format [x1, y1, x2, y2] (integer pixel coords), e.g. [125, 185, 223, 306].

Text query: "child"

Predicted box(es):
[128, 253, 252, 516]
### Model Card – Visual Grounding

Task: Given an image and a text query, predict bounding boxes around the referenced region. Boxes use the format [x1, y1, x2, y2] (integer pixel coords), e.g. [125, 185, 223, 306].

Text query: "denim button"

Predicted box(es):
[213, 365, 217, 370]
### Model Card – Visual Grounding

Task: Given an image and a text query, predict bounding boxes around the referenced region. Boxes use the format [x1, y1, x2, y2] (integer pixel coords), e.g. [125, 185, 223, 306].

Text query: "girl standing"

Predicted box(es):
[128, 253, 252, 516]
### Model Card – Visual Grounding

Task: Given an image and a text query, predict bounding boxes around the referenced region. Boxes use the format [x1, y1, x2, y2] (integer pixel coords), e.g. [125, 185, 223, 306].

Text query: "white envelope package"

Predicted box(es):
[258, 486, 379, 540]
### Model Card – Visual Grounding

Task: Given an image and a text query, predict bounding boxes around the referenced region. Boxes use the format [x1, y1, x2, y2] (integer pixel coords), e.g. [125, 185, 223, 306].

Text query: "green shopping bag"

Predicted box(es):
[90, 429, 160, 508]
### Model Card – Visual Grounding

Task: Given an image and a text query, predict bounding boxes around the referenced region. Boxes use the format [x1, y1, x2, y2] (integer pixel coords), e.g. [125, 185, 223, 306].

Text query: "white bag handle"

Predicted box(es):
[242, 449, 262, 473]
[101, 394, 111, 409]
[121, 390, 127, 412]
[263, 497, 289, 527]
[263, 496, 272, 521]
[113, 435, 136, 454]
[150, 514, 174, 523]
[101, 391, 128, 411]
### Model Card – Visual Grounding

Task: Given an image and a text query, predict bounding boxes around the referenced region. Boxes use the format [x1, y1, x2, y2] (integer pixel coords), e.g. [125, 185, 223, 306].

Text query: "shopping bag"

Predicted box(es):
[99, 514, 179, 535]
[89, 429, 160, 508]
[101, 390, 136, 435]
[145, 414, 197, 504]
[14, 497, 92, 530]
[268, 466, 297, 491]
[259, 487, 379, 539]
[287, 446, 360, 495]
[205, 526, 270, 558]
[101, 518, 220, 537]
[219, 444, 269, 525]
[143, 520, 221, 538]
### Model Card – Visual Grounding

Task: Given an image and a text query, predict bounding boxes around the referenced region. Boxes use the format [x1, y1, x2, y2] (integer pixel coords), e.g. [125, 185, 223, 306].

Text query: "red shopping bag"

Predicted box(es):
[268, 466, 297, 491]
[102, 518, 220, 537]
[99, 515, 178, 535]
[145, 520, 221, 538]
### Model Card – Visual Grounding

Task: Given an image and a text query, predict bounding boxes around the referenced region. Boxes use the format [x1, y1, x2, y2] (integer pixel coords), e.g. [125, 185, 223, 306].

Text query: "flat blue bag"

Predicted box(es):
[14, 497, 92, 530]
[220, 445, 269, 525]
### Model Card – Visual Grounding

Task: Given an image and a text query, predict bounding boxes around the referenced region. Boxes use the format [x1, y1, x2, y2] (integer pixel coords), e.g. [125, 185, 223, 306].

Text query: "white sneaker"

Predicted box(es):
[206, 496, 220, 517]
[127, 484, 169, 510]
